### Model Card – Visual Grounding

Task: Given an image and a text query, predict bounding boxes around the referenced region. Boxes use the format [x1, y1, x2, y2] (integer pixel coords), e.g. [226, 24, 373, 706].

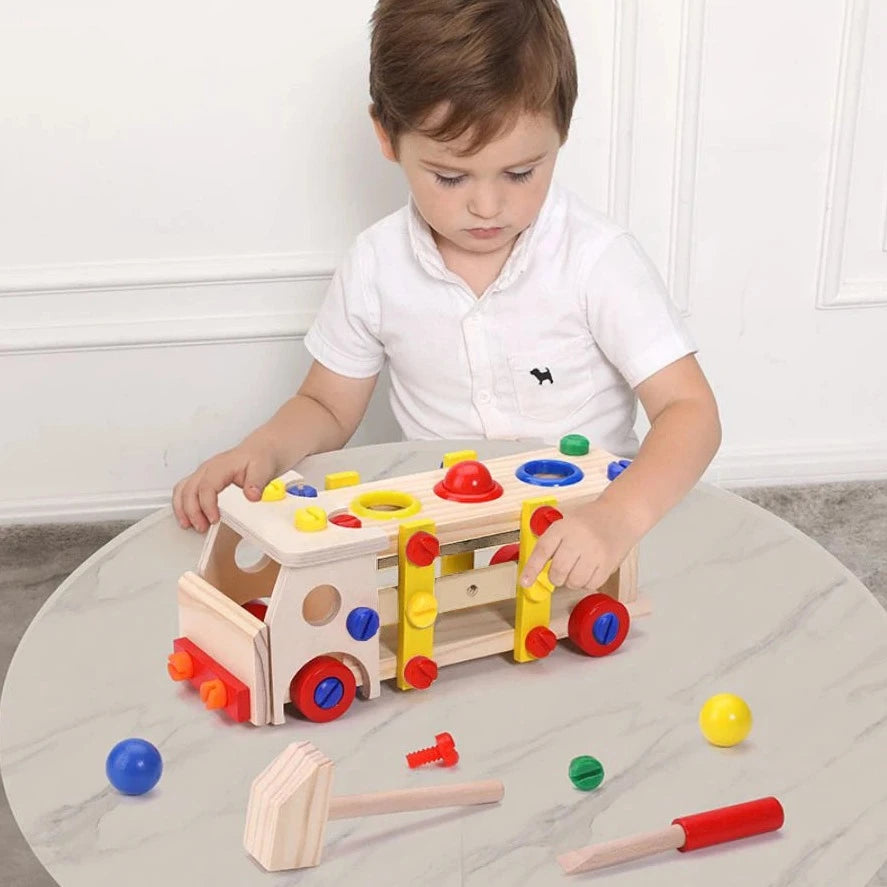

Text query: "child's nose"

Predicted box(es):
[467, 185, 503, 220]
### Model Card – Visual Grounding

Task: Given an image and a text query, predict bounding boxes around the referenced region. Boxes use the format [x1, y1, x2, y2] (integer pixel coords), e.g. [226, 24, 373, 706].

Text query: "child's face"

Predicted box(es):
[375, 108, 562, 258]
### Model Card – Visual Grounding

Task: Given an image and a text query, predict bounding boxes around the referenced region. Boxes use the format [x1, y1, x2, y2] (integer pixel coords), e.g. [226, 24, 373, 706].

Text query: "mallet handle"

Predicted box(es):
[559, 797, 784, 875]
[558, 824, 686, 874]
[328, 779, 504, 820]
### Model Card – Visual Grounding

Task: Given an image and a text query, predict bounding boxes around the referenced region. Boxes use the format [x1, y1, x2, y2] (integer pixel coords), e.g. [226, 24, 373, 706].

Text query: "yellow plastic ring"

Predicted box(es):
[350, 490, 421, 521]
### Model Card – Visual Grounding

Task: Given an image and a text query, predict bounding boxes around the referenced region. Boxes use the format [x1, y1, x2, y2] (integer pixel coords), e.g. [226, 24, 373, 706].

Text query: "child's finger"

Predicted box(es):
[172, 482, 189, 528]
[563, 558, 598, 591]
[242, 460, 271, 500]
[520, 531, 560, 587]
[198, 484, 221, 528]
[548, 545, 582, 587]
[183, 484, 209, 533]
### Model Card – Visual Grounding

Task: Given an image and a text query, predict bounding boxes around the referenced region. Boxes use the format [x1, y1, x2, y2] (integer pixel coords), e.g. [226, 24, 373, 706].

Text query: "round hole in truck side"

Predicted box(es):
[302, 584, 341, 626]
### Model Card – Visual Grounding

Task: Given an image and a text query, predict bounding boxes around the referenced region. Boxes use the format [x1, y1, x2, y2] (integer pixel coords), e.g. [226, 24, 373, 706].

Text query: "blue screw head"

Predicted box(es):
[346, 607, 380, 641]
[286, 482, 318, 497]
[593, 612, 620, 645]
[314, 677, 345, 709]
[606, 459, 632, 481]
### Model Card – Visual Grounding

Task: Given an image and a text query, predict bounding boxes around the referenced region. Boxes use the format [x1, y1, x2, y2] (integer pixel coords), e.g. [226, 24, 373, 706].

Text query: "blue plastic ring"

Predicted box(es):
[515, 459, 584, 487]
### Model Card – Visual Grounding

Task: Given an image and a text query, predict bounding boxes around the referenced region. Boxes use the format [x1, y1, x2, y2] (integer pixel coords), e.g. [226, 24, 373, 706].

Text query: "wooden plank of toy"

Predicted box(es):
[216, 447, 619, 567]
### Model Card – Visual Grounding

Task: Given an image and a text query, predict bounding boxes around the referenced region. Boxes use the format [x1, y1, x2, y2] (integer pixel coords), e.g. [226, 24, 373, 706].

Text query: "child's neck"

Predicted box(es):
[433, 231, 519, 298]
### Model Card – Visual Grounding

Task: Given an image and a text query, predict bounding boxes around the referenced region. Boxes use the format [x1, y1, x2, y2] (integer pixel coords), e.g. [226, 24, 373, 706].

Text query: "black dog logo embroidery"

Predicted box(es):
[530, 367, 553, 385]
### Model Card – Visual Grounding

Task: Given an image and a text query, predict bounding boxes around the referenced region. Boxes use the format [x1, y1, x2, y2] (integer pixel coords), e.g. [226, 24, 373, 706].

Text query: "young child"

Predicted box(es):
[173, 0, 721, 593]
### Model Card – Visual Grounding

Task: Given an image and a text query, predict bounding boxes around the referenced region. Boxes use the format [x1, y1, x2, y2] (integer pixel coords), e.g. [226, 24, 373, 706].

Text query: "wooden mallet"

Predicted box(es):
[244, 741, 505, 871]
[558, 796, 784, 875]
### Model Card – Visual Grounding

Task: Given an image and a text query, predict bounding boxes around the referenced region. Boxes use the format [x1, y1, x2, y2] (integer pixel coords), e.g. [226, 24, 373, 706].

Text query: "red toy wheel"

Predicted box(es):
[489, 543, 520, 565]
[567, 594, 630, 657]
[290, 655, 356, 722]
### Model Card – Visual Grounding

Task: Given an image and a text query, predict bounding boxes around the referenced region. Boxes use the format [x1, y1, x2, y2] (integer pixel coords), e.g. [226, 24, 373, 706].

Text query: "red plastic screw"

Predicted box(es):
[406, 531, 440, 566]
[525, 625, 558, 658]
[403, 655, 439, 689]
[530, 505, 563, 537]
[406, 732, 459, 768]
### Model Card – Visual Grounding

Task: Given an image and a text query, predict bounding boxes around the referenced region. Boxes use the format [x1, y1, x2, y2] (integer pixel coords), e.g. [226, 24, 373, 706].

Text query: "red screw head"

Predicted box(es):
[434, 732, 455, 753]
[406, 531, 440, 566]
[404, 655, 438, 689]
[530, 505, 563, 537]
[405, 731, 460, 768]
[439, 747, 459, 767]
[525, 625, 558, 659]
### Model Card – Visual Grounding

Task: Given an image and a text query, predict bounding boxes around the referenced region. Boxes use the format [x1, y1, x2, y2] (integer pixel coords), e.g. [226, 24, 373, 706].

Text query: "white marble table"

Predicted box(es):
[2, 440, 887, 887]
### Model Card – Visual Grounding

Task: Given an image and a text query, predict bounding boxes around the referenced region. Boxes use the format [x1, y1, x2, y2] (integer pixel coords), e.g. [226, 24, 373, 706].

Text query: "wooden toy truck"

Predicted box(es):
[167, 441, 647, 726]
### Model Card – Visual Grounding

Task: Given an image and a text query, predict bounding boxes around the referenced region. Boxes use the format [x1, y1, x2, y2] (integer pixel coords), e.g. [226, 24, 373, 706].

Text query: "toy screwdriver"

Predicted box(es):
[558, 796, 784, 875]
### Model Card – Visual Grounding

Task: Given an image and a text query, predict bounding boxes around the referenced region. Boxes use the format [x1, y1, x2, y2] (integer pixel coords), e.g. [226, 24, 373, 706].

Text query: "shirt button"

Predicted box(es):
[476, 390, 491, 404]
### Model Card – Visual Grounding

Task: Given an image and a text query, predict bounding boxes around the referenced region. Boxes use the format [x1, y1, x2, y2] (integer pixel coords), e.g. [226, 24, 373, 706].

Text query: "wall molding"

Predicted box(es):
[709, 438, 887, 488]
[608, 0, 704, 317]
[816, 0, 887, 309]
[607, 0, 638, 229]
[667, 0, 705, 316]
[0, 251, 338, 296]
[0, 311, 320, 355]
[0, 251, 337, 354]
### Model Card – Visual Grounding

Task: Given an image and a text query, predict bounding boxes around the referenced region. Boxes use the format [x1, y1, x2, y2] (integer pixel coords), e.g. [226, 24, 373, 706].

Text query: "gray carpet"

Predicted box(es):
[1, 482, 885, 886]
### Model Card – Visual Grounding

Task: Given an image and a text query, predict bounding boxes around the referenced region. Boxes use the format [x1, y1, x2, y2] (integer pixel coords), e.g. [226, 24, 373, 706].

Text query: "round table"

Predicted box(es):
[3, 440, 887, 887]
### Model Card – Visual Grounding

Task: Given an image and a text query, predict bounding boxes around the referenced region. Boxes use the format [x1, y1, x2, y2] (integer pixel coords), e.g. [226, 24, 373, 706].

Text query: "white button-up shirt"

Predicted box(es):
[304, 182, 695, 457]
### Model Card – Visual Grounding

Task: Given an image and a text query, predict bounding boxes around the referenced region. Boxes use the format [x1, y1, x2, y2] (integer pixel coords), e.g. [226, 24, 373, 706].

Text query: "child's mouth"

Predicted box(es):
[466, 227, 504, 240]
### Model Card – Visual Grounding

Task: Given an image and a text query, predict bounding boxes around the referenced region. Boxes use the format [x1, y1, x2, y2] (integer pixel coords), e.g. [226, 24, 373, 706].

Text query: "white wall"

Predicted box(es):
[1, 0, 886, 523]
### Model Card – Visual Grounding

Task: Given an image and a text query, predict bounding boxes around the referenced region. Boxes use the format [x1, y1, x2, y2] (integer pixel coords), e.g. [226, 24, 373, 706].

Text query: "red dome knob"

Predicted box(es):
[433, 460, 504, 503]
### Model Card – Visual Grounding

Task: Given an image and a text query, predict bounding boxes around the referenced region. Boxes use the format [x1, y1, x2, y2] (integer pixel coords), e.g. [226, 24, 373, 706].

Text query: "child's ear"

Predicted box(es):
[369, 105, 398, 162]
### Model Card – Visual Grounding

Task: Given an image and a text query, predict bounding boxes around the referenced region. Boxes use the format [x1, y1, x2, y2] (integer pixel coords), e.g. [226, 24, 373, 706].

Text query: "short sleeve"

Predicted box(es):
[303, 240, 385, 378]
[584, 233, 696, 388]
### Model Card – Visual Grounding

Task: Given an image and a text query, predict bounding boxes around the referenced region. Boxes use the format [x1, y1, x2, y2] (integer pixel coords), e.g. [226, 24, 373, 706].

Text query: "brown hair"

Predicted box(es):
[369, 0, 578, 155]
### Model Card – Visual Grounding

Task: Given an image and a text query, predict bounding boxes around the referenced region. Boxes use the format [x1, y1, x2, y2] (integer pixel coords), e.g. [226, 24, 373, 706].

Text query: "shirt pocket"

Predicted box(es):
[507, 338, 595, 422]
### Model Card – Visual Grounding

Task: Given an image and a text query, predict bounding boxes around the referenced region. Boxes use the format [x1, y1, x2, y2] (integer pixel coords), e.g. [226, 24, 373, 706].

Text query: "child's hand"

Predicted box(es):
[172, 443, 279, 533]
[519, 501, 638, 592]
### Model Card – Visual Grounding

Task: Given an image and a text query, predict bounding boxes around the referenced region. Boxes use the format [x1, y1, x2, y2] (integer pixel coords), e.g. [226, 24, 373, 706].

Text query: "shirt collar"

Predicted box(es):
[407, 181, 560, 291]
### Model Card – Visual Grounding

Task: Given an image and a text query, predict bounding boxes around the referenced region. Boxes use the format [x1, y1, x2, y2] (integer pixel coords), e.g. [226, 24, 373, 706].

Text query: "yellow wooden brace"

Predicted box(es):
[442, 449, 477, 468]
[396, 518, 438, 690]
[324, 470, 360, 490]
[440, 550, 473, 576]
[514, 495, 558, 662]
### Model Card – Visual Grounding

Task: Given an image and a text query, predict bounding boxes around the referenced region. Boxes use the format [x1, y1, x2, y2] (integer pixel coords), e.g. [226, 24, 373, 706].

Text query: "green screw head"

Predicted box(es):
[559, 434, 590, 456]
[569, 755, 604, 791]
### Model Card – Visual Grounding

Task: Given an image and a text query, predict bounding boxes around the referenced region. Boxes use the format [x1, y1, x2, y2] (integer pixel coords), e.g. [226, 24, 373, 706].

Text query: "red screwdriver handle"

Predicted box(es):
[673, 796, 784, 852]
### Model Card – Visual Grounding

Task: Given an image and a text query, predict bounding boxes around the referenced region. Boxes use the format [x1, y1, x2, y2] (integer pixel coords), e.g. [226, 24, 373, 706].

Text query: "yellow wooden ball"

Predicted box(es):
[699, 693, 752, 747]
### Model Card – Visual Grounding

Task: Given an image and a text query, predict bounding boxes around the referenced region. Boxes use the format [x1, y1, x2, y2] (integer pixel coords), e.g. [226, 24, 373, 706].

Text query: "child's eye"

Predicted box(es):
[434, 173, 465, 188]
[506, 168, 535, 183]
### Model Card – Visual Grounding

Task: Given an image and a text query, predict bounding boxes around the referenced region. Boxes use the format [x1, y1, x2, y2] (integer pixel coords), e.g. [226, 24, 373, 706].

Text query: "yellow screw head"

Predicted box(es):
[406, 591, 439, 628]
[261, 478, 287, 501]
[294, 506, 328, 532]
[699, 693, 753, 747]
[525, 565, 555, 602]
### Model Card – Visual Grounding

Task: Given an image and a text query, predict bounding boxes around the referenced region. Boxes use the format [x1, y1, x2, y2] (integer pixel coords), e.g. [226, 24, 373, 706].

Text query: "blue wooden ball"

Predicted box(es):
[106, 738, 163, 795]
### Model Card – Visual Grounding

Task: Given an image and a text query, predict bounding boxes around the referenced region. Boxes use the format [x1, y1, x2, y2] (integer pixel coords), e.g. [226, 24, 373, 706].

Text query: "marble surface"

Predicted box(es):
[2, 440, 887, 886]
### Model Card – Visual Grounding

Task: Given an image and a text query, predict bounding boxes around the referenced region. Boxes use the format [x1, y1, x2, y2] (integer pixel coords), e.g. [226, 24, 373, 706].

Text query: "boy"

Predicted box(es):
[173, 0, 721, 593]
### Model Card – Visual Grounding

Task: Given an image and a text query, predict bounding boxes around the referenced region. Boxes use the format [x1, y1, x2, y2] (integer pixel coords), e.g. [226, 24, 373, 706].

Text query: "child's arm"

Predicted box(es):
[172, 361, 378, 532]
[519, 354, 721, 590]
